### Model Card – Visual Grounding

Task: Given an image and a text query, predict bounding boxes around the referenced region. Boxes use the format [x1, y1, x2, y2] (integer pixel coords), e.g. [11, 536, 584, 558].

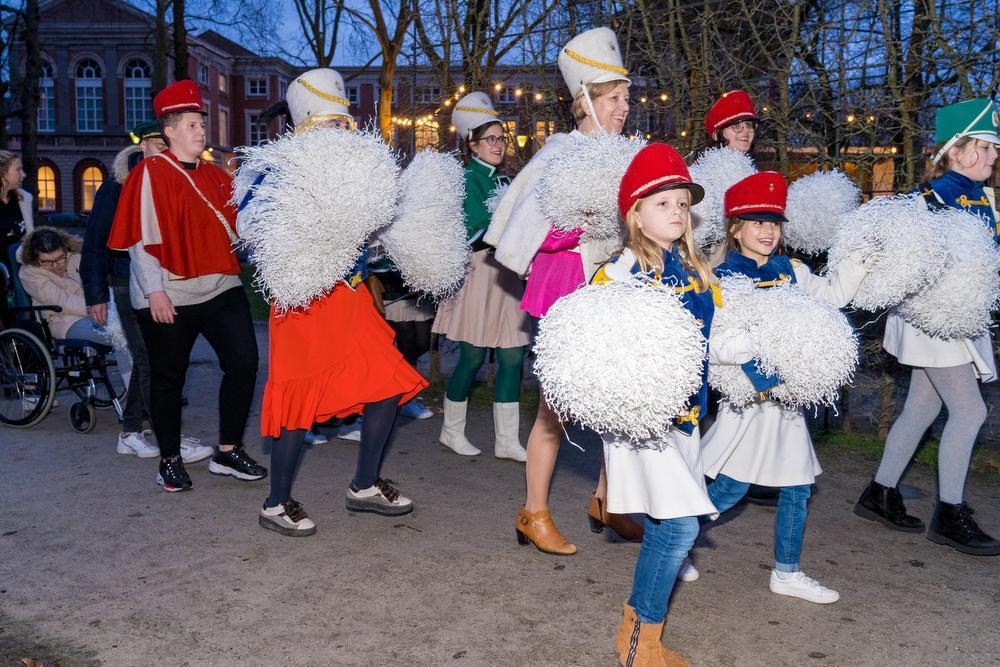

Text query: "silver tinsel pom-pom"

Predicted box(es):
[485, 182, 510, 214]
[689, 147, 757, 247]
[537, 132, 646, 240]
[826, 194, 946, 311]
[375, 150, 471, 299]
[710, 276, 858, 410]
[783, 170, 861, 255]
[233, 128, 399, 311]
[533, 279, 707, 441]
[898, 209, 1000, 340]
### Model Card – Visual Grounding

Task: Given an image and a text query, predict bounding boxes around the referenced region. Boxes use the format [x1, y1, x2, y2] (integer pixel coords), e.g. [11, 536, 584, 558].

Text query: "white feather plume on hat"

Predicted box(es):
[689, 147, 757, 247]
[782, 170, 861, 255]
[233, 127, 399, 311]
[533, 279, 707, 442]
[374, 150, 471, 299]
[537, 132, 646, 240]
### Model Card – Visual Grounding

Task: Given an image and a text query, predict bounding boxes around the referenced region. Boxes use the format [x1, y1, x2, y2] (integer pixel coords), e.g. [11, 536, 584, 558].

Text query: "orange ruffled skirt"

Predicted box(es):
[260, 282, 428, 437]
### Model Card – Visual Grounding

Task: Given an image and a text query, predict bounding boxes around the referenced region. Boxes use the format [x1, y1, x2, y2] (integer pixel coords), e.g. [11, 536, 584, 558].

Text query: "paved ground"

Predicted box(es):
[3, 325, 999, 666]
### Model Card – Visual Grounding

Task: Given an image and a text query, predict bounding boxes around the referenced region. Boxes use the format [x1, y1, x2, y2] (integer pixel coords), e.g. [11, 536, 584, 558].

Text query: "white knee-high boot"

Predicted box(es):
[439, 398, 481, 456]
[493, 402, 527, 462]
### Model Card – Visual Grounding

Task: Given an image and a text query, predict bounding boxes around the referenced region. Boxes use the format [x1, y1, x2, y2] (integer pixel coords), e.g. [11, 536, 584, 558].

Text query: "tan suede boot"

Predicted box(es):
[614, 602, 690, 667]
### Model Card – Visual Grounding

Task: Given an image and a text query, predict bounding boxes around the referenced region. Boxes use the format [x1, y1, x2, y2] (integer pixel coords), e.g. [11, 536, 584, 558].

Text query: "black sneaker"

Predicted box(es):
[156, 456, 192, 492]
[208, 446, 268, 481]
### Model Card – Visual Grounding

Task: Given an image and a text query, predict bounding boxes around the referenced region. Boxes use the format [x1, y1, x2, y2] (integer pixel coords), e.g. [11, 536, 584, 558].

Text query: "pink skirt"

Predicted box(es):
[520, 249, 585, 318]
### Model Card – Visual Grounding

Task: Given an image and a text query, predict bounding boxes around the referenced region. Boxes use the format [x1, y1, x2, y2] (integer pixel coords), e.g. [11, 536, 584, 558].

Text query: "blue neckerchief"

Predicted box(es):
[239, 169, 368, 289]
[714, 250, 787, 392]
[927, 171, 998, 244]
[631, 246, 715, 435]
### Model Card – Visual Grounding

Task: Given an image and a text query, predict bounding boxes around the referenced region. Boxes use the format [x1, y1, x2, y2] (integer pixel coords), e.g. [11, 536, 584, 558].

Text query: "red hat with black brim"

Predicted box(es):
[618, 143, 705, 218]
[724, 171, 788, 222]
[705, 90, 758, 138]
[153, 80, 207, 119]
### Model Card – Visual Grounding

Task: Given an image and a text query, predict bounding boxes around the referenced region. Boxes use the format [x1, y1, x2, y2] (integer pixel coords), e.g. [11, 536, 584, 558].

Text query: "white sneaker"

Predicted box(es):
[345, 478, 413, 515]
[769, 570, 840, 604]
[677, 559, 699, 582]
[336, 420, 362, 442]
[259, 498, 317, 537]
[180, 435, 214, 464]
[400, 397, 434, 420]
[304, 426, 329, 445]
[116, 431, 160, 458]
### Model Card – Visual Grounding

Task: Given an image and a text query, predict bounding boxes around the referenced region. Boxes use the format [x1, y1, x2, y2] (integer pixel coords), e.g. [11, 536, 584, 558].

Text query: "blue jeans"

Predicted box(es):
[628, 515, 700, 624]
[707, 474, 812, 573]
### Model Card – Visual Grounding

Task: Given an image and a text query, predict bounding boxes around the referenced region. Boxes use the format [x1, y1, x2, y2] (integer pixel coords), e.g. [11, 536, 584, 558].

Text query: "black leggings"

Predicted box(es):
[266, 394, 402, 506]
[390, 319, 432, 367]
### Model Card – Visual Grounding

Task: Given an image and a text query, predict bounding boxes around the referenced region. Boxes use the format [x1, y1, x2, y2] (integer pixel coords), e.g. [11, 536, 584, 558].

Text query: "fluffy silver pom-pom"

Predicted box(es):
[533, 279, 707, 441]
[827, 194, 946, 311]
[783, 170, 861, 255]
[375, 150, 471, 299]
[537, 132, 646, 240]
[689, 147, 757, 247]
[233, 128, 399, 311]
[97, 294, 130, 359]
[485, 182, 510, 214]
[898, 210, 1000, 339]
[710, 276, 858, 410]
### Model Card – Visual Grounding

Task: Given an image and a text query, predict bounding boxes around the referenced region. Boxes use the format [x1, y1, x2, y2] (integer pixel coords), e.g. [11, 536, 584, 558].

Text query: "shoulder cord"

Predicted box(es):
[155, 155, 239, 245]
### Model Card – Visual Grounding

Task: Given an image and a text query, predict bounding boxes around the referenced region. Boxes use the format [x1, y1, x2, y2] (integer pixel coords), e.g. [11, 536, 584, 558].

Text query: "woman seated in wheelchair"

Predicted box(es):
[18, 227, 130, 378]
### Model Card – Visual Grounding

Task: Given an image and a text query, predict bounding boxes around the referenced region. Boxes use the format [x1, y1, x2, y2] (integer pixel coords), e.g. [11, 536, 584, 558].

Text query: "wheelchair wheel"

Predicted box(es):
[72, 377, 125, 410]
[0, 328, 56, 428]
[68, 400, 96, 434]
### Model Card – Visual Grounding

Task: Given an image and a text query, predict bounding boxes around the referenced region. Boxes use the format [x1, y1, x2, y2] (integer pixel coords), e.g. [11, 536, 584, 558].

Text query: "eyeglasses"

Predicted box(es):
[726, 120, 757, 133]
[38, 252, 68, 268]
[475, 135, 509, 146]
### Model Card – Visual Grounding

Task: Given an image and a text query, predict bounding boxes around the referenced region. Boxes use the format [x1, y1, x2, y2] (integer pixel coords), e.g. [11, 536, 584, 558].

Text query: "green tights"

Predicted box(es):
[445, 342, 525, 403]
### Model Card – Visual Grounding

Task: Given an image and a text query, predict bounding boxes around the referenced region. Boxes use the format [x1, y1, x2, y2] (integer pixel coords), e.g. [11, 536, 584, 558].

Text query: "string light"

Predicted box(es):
[846, 114, 856, 122]
[493, 82, 502, 91]
[534, 92, 543, 101]
[458, 85, 466, 93]
[639, 96, 647, 104]
[761, 106, 769, 112]
[659, 93, 668, 102]
[515, 88, 523, 97]
[867, 115, 875, 122]
[680, 130, 687, 137]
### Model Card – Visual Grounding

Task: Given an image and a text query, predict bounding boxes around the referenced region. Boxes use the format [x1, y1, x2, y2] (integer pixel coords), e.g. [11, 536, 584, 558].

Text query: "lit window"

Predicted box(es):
[415, 125, 437, 151]
[247, 113, 268, 145]
[534, 120, 555, 146]
[37, 165, 57, 210]
[80, 166, 103, 212]
[123, 58, 152, 130]
[75, 58, 103, 132]
[38, 62, 55, 132]
[247, 78, 268, 97]
[502, 120, 517, 156]
[218, 73, 228, 94]
[218, 108, 229, 146]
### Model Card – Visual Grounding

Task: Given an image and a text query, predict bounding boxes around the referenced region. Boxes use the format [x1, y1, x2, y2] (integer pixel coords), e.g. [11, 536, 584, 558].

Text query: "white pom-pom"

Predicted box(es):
[827, 194, 946, 311]
[98, 294, 131, 359]
[485, 182, 510, 213]
[375, 150, 471, 299]
[537, 132, 646, 240]
[689, 147, 757, 247]
[783, 170, 861, 255]
[710, 276, 858, 410]
[533, 279, 707, 441]
[233, 128, 399, 311]
[898, 209, 1000, 339]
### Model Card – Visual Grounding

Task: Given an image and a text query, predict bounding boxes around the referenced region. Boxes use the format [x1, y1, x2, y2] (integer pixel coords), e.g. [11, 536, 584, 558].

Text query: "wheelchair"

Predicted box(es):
[0, 247, 126, 433]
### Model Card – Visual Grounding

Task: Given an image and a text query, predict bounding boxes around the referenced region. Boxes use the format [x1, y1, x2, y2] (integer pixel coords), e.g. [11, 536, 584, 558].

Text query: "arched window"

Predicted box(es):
[37, 163, 58, 211]
[123, 58, 152, 129]
[75, 57, 104, 132]
[74, 161, 105, 213]
[38, 62, 55, 132]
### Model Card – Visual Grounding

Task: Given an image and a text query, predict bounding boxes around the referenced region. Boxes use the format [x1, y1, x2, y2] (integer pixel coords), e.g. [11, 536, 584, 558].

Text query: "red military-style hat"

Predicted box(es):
[618, 143, 705, 218]
[724, 171, 788, 222]
[705, 90, 758, 138]
[153, 80, 207, 118]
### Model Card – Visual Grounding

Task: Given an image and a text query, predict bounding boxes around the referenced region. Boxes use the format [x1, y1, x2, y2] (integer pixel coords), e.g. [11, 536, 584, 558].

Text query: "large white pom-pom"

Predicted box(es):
[826, 194, 946, 311]
[898, 210, 1000, 339]
[783, 170, 861, 255]
[710, 276, 858, 410]
[485, 182, 509, 213]
[689, 147, 757, 247]
[533, 279, 707, 441]
[374, 150, 471, 299]
[537, 132, 646, 240]
[233, 128, 399, 311]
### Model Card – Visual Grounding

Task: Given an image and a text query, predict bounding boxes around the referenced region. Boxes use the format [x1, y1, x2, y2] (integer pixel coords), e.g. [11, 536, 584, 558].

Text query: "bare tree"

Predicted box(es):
[172, 0, 189, 80]
[19, 0, 39, 205]
[152, 0, 170, 93]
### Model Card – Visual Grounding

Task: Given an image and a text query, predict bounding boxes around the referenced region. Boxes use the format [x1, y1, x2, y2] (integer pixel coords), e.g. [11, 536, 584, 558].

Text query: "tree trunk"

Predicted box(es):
[172, 0, 189, 82]
[377, 61, 395, 144]
[153, 0, 170, 93]
[20, 0, 41, 214]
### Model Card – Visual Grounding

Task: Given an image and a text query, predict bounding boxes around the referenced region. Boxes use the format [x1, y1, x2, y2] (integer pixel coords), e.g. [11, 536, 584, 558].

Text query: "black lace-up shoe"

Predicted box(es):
[208, 446, 268, 481]
[927, 501, 1000, 556]
[157, 456, 192, 492]
[854, 479, 925, 532]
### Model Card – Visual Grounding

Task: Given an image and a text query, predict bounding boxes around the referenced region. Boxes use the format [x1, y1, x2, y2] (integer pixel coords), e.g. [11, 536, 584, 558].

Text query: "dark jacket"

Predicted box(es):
[80, 145, 142, 305]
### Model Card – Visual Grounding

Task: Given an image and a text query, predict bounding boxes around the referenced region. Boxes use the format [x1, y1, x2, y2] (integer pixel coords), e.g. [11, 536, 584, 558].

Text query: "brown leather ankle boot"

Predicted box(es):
[614, 602, 689, 667]
[515, 506, 577, 555]
[588, 495, 644, 542]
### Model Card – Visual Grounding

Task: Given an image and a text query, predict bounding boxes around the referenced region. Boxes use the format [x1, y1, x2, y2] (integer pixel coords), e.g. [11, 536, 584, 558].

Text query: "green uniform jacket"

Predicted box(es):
[463, 158, 509, 248]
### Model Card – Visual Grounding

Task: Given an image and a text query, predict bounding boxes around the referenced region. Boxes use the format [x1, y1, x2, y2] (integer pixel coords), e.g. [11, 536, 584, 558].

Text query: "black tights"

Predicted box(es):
[390, 320, 432, 366]
[266, 394, 402, 507]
